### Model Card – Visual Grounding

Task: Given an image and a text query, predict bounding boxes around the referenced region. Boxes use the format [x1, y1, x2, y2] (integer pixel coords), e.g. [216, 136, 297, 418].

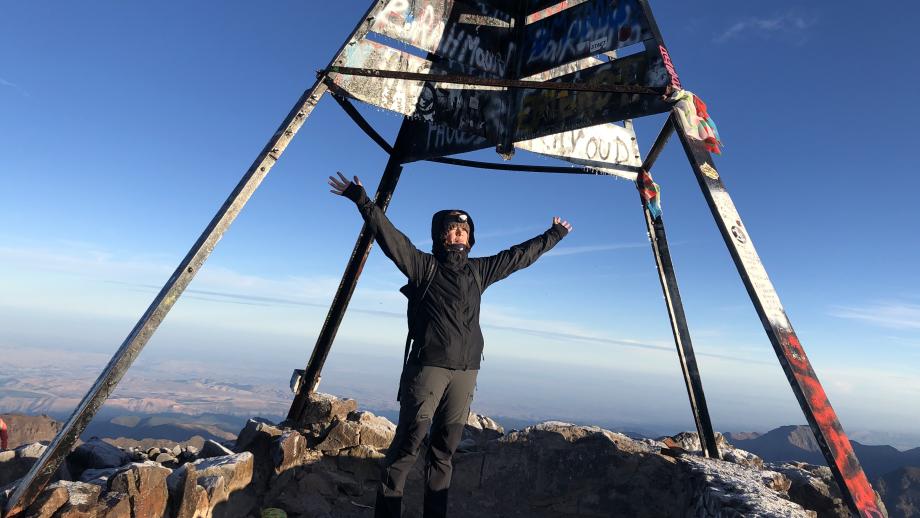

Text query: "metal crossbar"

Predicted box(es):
[325, 66, 670, 96]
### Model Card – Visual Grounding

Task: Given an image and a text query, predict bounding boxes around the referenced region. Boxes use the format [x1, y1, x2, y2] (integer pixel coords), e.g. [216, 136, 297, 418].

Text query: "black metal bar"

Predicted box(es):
[642, 114, 675, 172]
[1, 3, 393, 516]
[328, 86, 394, 155]
[496, 5, 529, 157]
[325, 66, 669, 96]
[427, 155, 639, 175]
[3, 82, 328, 518]
[638, 115, 720, 459]
[639, 206, 721, 459]
[672, 110, 882, 517]
[287, 135, 407, 424]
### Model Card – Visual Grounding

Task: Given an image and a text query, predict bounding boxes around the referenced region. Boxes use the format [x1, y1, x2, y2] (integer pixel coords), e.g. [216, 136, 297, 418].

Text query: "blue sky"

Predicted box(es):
[2, 1, 919, 446]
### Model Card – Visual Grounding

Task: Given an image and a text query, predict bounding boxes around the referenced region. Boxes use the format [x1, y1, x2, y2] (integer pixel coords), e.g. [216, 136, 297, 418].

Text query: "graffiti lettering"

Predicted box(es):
[658, 45, 681, 90]
[425, 123, 483, 151]
[515, 123, 640, 179]
[374, 0, 516, 77]
[438, 23, 515, 77]
[522, 0, 651, 76]
[514, 52, 671, 141]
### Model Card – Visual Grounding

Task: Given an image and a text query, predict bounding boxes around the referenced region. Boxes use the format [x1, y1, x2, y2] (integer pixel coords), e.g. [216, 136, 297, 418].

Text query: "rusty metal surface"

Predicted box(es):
[672, 112, 883, 517]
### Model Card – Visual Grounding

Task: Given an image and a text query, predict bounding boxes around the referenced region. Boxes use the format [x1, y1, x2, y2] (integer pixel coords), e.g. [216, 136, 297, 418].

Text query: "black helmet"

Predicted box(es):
[431, 209, 475, 253]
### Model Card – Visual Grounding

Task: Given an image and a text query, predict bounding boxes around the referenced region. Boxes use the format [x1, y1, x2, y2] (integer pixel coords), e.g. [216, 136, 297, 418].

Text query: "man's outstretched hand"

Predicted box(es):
[328, 172, 362, 196]
[553, 217, 573, 233]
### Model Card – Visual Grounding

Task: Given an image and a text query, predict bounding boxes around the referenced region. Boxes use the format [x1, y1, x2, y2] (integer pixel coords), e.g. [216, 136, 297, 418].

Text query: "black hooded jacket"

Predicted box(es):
[344, 184, 568, 370]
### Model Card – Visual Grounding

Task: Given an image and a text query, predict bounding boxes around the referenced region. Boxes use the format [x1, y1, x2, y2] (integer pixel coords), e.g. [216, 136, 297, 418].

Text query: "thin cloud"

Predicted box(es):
[828, 302, 920, 330]
[714, 12, 814, 44]
[106, 279, 767, 365]
[0, 76, 30, 97]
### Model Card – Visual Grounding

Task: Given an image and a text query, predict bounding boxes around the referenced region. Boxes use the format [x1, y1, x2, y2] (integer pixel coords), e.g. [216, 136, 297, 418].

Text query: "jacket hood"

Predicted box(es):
[431, 209, 475, 254]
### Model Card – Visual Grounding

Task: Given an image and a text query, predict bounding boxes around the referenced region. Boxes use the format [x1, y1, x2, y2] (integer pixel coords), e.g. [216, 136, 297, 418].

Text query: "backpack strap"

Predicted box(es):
[398, 260, 437, 401]
[467, 261, 483, 293]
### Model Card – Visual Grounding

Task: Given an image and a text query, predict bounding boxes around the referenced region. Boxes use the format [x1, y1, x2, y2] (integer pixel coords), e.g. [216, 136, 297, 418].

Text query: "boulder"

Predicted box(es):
[23, 481, 70, 518]
[295, 393, 357, 426]
[461, 412, 504, 451]
[680, 455, 811, 517]
[152, 452, 177, 466]
[79, 467, 122, 488]
[191, 452, 254, 493]
[768, 461, 852, 518]
[235, 419, 282, 453]
[465, 412, 504, 437]
[198, 475, 228, 512]
[108, 462, 171, 518]
[1, 442, 46, 486]
[271, 431, 307, 474]
[335, 445, 386, 486]
[95, 491, 131, 518]
[69, 439, 131, 474]
[27, 481, 101, 518]
[315, 419, 361, 453]
[199, 440, 234, 460]
[167, 463, 200, 518]
[661, 431, 764, 469]
[347, 411, 396, 450]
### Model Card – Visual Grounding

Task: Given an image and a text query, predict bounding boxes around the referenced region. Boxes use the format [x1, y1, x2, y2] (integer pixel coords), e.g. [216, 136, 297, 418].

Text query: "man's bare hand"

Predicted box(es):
[553, 217, 573, 233]
[328, 171, 362, 196]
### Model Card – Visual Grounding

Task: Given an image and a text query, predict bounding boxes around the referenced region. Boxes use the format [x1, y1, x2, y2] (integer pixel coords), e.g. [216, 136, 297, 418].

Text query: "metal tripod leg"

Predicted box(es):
[672, 111, 882, 517]
[638, 117, 720, 459]
[287, 144, 406, 425]
[1, 2, 394, 515]
[2, 79, 328, 518]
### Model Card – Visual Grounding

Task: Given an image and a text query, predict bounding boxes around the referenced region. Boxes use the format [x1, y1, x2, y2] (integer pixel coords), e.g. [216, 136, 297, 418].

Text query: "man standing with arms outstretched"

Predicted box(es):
[328, 172, 572, 518]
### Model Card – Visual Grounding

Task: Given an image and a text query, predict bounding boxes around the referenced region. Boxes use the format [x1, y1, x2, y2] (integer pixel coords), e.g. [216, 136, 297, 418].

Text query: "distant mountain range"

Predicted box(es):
[727, 425, 920, 482]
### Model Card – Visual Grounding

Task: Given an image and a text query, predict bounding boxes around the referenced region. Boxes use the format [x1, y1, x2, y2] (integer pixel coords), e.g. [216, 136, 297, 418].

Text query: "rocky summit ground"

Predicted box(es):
[0, 393, 892, 518]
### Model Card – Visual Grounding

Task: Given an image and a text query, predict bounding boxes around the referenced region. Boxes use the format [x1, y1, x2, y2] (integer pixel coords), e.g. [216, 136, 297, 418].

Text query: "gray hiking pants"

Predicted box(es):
[380, 364, 478, 500]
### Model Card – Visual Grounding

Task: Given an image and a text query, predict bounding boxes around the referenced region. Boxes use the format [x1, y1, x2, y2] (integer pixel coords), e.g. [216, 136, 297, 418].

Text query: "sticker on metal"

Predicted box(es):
[700, 162, 719, 180]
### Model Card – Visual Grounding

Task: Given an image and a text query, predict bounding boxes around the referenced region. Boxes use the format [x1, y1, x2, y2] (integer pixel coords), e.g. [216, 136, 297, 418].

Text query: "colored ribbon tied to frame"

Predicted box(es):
[669, 89, 723, 154]
[637, 169, 662, 219]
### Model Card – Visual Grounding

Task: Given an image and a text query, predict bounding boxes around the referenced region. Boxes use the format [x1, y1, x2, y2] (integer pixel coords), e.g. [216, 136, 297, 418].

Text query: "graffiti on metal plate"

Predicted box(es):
[522, 0, 653, 77]
[515, 123, 640, 179]
[514, 51, 671, 141]
[333, 40, 509, 142]
[334, 40, 432, 117]
[398, 119, 491, 162]
[372, 0, 516, 77]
